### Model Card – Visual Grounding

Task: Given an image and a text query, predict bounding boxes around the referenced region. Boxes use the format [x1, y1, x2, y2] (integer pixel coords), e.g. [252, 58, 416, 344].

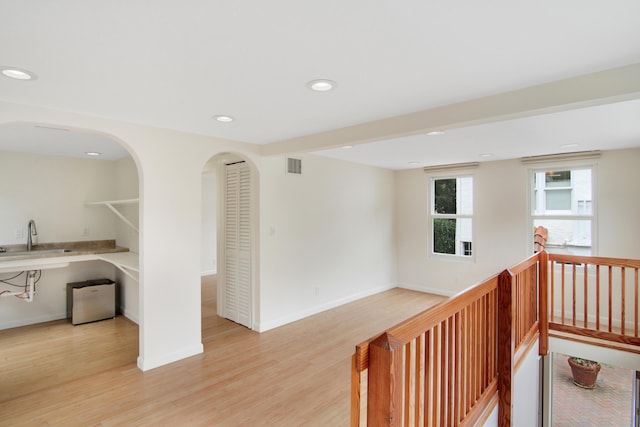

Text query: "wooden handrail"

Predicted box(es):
[352, 251, 640, 426]
[547, 253, 640, 351]
[353, 274, 500, 426]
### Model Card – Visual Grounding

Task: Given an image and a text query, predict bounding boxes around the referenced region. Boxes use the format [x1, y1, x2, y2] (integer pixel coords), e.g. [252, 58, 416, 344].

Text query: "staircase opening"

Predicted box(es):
[550, 352, 635, 425]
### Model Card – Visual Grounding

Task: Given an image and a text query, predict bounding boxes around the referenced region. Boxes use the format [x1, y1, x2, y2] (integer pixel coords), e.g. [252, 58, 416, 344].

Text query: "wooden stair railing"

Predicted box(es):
[352, 275, 500, 426]
[352, 253, 547, 426]
[352, 252, 640, 425]
[547, 254, 640, 351]
[497, 252, 547, 425]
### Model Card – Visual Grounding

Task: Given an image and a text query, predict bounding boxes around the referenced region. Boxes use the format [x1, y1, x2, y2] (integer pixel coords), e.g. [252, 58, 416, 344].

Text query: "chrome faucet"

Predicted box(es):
[27, 219, 38, 251]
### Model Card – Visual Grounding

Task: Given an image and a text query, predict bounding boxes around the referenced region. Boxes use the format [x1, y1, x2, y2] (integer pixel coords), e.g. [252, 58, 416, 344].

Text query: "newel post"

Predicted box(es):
[367, 332, 403, 427]
[497, 269, 515, 427]
[538, 251, 549, 356]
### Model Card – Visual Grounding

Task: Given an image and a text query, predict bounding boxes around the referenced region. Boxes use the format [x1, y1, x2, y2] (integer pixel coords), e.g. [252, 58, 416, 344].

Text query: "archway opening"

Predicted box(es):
[202, 152, 259, 331]
[0, 122, 141, 398]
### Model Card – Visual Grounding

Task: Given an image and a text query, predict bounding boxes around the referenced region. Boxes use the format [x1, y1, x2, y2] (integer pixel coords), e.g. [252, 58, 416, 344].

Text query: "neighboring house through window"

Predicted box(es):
[530, 167, 594, 255]
[430, 175, 474, 257]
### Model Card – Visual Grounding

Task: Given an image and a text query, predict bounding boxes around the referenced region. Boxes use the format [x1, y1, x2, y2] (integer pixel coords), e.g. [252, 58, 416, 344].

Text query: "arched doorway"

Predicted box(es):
[202, 152, 259, 330]
[0, 122, 141, 396]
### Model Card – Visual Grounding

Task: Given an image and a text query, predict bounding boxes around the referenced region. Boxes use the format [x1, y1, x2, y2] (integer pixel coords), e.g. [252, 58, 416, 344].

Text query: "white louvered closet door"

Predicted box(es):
[223, 162, 252, 328]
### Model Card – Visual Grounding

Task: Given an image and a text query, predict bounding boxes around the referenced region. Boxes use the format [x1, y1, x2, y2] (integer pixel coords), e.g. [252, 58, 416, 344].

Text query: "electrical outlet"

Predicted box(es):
[15, 228, 24, 239]
[314, 287, 320, 297]
[82, 227, 90, 237]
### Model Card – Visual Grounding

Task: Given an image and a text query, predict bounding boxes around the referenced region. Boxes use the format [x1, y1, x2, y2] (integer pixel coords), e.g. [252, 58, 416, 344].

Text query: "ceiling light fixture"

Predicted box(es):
[560, 143, 580, 148]
[213, 115, 234, 123]
[426, 131, 444, 136]
[85, 152, 102, 156]
[0, 66, 37, 81]
[341, 145, 353, 149]
[307, 79, 336, 92]
[479, 153, 494, 158]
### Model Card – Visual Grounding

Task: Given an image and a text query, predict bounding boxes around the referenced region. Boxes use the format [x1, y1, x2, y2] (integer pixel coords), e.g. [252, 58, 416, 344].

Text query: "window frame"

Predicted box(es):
[528, 164, 597, 256]
[429, 173, 475, 260]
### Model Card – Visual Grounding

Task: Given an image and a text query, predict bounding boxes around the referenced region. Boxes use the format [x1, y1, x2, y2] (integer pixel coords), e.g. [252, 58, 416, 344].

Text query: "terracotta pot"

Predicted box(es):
[568, 357, 601, 389]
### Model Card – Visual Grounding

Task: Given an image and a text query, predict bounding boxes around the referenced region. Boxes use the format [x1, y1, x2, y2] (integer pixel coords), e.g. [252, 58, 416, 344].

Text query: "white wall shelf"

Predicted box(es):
[97, 251, 139, 282]
[86, 199, 139, 232]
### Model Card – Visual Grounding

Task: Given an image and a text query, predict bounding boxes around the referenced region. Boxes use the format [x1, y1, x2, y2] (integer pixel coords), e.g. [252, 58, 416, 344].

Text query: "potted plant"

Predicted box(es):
[567, 356, 601, 389]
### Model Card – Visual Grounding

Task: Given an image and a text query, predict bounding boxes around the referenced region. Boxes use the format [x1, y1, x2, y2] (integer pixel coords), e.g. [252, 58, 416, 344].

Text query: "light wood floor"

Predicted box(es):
[0, 277, 445, 426]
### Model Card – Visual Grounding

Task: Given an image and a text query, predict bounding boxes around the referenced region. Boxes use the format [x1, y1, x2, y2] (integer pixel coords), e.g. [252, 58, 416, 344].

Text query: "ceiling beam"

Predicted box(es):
[262, 63, 640, 156]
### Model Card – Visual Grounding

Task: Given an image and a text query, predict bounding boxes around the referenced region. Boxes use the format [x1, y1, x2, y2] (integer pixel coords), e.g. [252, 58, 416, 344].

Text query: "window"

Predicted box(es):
[531, 167, 593, 255]
[431, 176, 473, 257]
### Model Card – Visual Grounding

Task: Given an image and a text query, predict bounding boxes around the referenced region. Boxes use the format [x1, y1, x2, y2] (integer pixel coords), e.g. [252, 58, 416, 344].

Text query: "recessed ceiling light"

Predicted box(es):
[85, 152, 101, 156]
[479, 153, 494, 158]
[561, 143, 579, 148]
[1, 66, 37, 81]
[213, 115, 234, 123]
[427, 131, 444, 136]
[307, 79, 336, 92]
[341, 145, 353, 149]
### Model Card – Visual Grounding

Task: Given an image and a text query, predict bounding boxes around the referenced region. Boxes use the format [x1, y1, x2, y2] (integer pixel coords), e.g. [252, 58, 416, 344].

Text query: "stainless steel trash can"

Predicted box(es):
[66, 279, 116, 325]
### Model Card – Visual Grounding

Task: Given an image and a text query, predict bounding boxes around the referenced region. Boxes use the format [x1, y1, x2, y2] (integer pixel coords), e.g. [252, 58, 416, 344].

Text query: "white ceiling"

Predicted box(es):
[1, 1, 639, 167]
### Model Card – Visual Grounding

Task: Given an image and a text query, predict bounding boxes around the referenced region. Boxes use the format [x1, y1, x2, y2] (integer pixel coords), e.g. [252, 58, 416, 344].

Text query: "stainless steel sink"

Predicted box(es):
[0, 249, 71, 258]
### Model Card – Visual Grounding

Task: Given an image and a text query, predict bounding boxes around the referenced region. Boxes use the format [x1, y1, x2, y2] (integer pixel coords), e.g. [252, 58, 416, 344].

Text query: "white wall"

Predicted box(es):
[201, 167, 217, 275]
[0, 100, 264, 371]
[6, 96, 638, 373]
[0, 151, 118, 244]
[0, 151, 131, 329]
[512, 344, 541, 427]
[396, 148, 640, 296]
[481, 342, 541, 427]
[396, 160, 528, 295]
[598, 149, 640, 258]
[258, 154, 396, 331]
[113, 156, 140, 322]
[0, 261, 116, 329]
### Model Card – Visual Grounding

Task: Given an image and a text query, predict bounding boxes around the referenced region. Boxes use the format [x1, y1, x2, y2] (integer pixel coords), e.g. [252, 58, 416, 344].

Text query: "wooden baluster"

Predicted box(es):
[621, 267, 626, 335]
[609, 266, 613, 333]
[351, 354, 361, 427]
[498, 269, 515, 427]
[465, 305, 472, 416]
[561, 263, 566, 325]
[440, 320, 447, 427]
[414, 334, 424, 426]
[539, 252, 549, 356]
[572, 264, 577, 327]
[596, 265, 601, 330]
[432, 325, 440, 427]
[455, 311, 462, 424]
[583, 263, 588, 328]
[633, 267, 638, 338]
[471, 300, 481, 405]
[550, 260, 555, 324]
[491, 288, 498, 379]
[423, 329, 432, 427]
[368, 332, 403, 427]
[404, 341, 412, 426]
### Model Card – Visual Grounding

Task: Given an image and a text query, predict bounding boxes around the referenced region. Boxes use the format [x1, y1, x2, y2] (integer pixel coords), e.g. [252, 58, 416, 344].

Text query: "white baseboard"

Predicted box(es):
[397, 283, 456, 298]
[256, 284, 395, 332]
[0, 312, 67, 330]
[137, 343, 204, 371]
[123, 308, 139, 324]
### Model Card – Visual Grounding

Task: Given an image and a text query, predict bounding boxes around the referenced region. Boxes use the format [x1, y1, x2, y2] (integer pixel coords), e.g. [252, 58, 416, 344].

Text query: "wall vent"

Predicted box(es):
[286, 158, 302, 174]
